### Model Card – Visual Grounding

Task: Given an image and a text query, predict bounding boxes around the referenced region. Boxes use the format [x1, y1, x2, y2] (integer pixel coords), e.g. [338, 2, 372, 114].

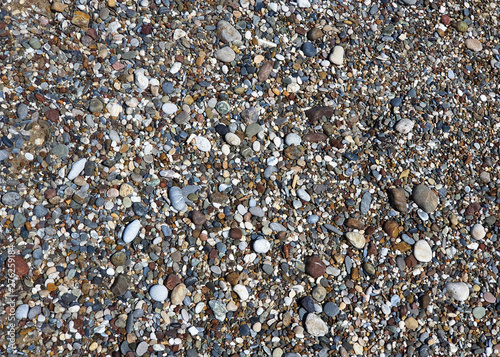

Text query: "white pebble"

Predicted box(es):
[67, 158, 87, 180]
[122, 219, 141, 243]
[170, 62, 182, 74]
[233, 284, 249, 301]
[285, 133, 302, 146]
[395, 119, 415, 134]
[149, 284, 169, 302]
[445, 282, 470, 301]
[195, 136, 211, 152]
[253, 239, 271, 253]
[471, 224, 486, 240]
[106, 102, 122, 117]
[329, 46, 344, 65]
[225, 133, 241, 146]
[414, 240, 432, 263]
[162, 103, 178, 115]
[134, 68, 149, 90]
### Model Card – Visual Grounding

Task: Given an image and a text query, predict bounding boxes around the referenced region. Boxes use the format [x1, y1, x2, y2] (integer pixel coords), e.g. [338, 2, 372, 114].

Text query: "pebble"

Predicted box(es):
[122, 220, 141, 243]
[345, 232, 366, 249]
[15, 304, 30, 320]
[285, 133, 302, 146]
[471, 224, 486, 240]
[149, 284, 169, 302]
[465, 39, 483, 52]
[304, 313, 328, 336]
[296, 189, 311, 202]
[389, 188, 407, 213]
[218, 20, 242, 43]
[305, 256, 326, 278]
[171, 284, 187, 305]
[405, 317, 419, 330]
[209, 300, 227, 321]
[134, 68, 149, 90]
[412, 184, 439, 213]
[169, 186, 187, 211]
[214, 47, 236, 62]
[329, 46, 344, 65]
[111, 274, 130, 296]
[413, 240, 432, 263]
[253, 239, 271, 254]
[16, 103, 28, 120]
[395, 119, 415, 134]
[225, 133, 241, 146]
[445, 282, 470, 301]
[301, 42, 317, 57]
[2, 192, 23, 207]
[67, 159, 87, 180]
[233, 284, 249, 301]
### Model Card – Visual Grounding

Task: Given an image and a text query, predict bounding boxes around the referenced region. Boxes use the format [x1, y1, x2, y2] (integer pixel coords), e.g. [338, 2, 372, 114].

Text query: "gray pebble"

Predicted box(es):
[2, 192, 23, 206]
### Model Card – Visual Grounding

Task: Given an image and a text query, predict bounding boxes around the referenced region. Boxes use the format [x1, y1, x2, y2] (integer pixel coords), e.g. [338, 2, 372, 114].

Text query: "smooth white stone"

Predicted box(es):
[67, 158, 87, 180]
[162, 103, 178, 115]
[195, 136, 211, 152]
[395, 119, 415, 134]
[329, 46, 344, 65]
[253, 239, 271, 253]
[297, 0, 311, 8]
[305, 313, 328, 336]
[445, 282, 470, 301]
[471, 224, 486, 240]
[15, 304, 29, 319]
[297, 188, 311, 202]
[149, 284, 169, 302]
[414, 240, 432, 262]
[285, 133, 302, 146]
[134, 68, 149, 90]
[106, 102, 122, 117]
[122, 219, 141, 243]
[233, 284, 249, 301]
[170, 62, 182, 74]
[225, 133, 241, 146]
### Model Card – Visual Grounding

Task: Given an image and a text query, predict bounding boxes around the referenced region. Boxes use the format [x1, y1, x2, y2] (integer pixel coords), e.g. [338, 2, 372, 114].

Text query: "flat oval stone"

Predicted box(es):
[149, 284, 168, 302]
[412, 184, 439, 213]
[305, 255, 326, 278]
[414, 240, 432, 262]
[225, 133, 241, 146]
[285, 133, 302, 146]
[162, 103, 178, 114]
[171, 283, 187, 305]
[465, 38, 483, 52]
[214, 47, 236, 62]
[218, 20, 242, 43]
[195, 136, 211, 152]
[67, 158, 87, 180]
[296, 189, 311, 202]
[122, 219, 141, 243]
[395, 119, 414, 134]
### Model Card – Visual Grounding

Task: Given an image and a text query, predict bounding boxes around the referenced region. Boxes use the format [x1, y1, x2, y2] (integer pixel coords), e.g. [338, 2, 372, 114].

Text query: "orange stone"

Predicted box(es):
[72, 11, 90, 29]
[47, 283, 57, 292]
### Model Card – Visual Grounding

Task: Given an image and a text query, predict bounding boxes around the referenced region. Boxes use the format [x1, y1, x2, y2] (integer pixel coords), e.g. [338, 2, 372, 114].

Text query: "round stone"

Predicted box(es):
[471, 224, 486, 240]
[215, 101, 231, 115]
[171, 283, 187, 305]
[395, 119, 414, 134]
[414, 240, 432, 263]
[445, 282, 470, 301]
[195, 136, 211, 152]
[285, 133, 301, 146]
[301, 42, 317, 57]
[472, 306, 486, 319]
[312, 286, 327, 302]
[253, 239, 271, 254]
[214, 47, 236, 62]
[122, 219, 141, 243]
[465, 38, 483, 52]
[149, 284, 169, 302]
[225, 133, 241, 146]
[405, 317, 418, 330]
[2, 192, 23, 207]
[305, 255, 326, 278]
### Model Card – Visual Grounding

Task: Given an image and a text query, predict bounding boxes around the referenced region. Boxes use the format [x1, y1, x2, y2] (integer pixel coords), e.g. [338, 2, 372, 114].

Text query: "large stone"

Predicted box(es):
[329, 46, 344, 65]
[171, 284, 187, 305]
[413, 240, 432, 263]
[395, 119, 414, 134]
[258, 61, 273, 82]
[305, 255, 326, 278]
[471, 224, 486, 240]
[150, 284, 168, 302]
[218, 20, 242, 43]
[412, 184, 439, 213]
[389, 188, 407, 213]
[346, 232, 366, 249]
[304, 106, 333, 125]
[2, 192, 23, 207]
[214, 47, 236, 62]
[72, 11, 91, 29]
[305, 313, 328, 336]
[169, 186, 186, 211]
[445, 282, 469, 301]
[465, 39, 483, 52]
[111, 274, 130, 296]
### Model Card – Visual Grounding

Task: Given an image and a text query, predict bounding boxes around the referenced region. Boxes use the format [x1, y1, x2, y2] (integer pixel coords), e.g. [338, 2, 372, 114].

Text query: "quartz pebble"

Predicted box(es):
[395, 119, 414, 134]
[305, 313, 328, 336]
[253, 239, 271, 254]
[413, 240, 432, 263]
[67, 159, 87, 180]
[233, 284, 249, 301]
[214, 47, 236, 62]
[470, 224, 486, 240]
[149, 284, 169, 302]
[346, 232, 366, 249]
[329, 46, 344, 65]
[445, 282, 470, 301]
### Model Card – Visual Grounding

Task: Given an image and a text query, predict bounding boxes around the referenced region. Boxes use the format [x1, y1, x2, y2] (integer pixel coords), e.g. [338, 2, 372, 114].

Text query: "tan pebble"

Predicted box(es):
[119, 183, 134, 197]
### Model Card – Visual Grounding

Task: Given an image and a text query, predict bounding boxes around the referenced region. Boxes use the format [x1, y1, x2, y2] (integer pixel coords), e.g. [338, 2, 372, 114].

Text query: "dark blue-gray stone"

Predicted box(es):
[13, 213, 26, 228]
[33, 204, 48, 218]
[390, 97, 403, 107]
[16, 103, 29, 120]
[324, 302, 339, 317]
[407, 88, 416, 98]
[301, 42, 317, 57]
[132, 202, 148, 216]
[369, 4, 378, 14]
[300, 296, 316, 313]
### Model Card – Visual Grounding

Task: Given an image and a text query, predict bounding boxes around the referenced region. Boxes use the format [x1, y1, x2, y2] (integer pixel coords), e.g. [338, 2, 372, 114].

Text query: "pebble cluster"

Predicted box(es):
[1, 0, 500, 356]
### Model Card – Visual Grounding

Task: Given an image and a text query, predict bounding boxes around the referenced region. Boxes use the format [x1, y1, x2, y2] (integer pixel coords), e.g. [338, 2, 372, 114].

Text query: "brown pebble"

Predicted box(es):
[305, 255, 326, 278]
[307, 27, 323, 41]
[405, 254, 417, 269]
[6, 255, 29, 277]
[345, 218, 365, 230]
[44, 188, 57, 199]
[421, 293, 431, 309]
[229, 228, 242, 239]
[383, 220, 399, 238]
[276, 231, 287, 240]
[303, 132, 328, 143]
[225, 272, 239, 286]
[45, 109, 60, 122]
[165, 274, 181, 290]
[367, 241, 378, 256]
[191, 210, 207, 225]
[388, 188, 407, 213]
[257, 61, 274, 82]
